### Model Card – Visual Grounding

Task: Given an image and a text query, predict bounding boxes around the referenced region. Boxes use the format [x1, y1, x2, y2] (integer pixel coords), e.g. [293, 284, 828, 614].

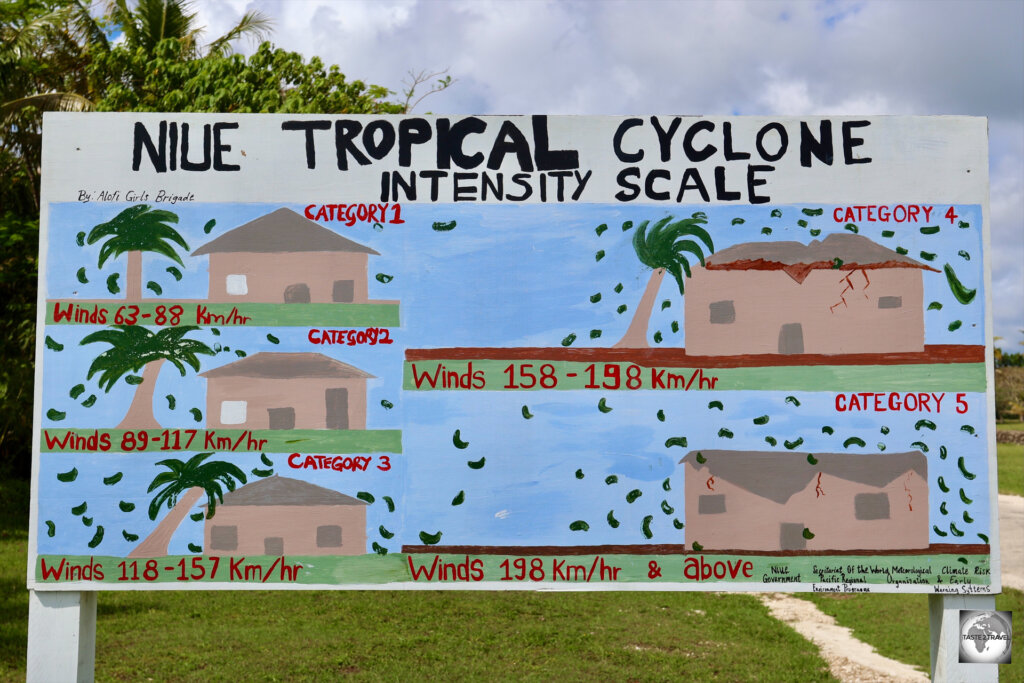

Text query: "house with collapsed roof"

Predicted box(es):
[192, 207, 380, 303]
[684, 233, 939, 356]
[200, 352, 374, 430]
[204, 475, 368, 556]
[680, 450, 929, 552]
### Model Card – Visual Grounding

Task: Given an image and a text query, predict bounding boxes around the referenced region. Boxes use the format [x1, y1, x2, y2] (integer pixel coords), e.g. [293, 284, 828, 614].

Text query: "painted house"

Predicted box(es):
[192, 207, 380, 303]
[204, 475, 368, 556]
[684, 233, 938, 356]
[680, 450, 929, 552]
[200, 352, 374, 430]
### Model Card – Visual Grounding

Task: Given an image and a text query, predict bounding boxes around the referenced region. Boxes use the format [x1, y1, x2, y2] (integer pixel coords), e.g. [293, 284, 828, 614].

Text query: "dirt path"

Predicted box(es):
[761, 593, 928, 682]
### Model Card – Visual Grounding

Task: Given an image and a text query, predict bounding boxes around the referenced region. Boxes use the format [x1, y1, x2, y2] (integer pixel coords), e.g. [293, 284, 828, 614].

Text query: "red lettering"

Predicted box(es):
[304, 204, 315, 219]
[288, 453, 301, 468]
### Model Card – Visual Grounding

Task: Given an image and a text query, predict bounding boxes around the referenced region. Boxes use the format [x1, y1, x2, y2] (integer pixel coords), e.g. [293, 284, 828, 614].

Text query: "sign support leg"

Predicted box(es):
[27, 590, 96, 683]
[928, 593, 997, 682]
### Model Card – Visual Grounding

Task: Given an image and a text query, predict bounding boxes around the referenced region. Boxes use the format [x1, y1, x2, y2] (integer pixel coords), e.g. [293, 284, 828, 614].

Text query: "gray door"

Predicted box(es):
[268, 407, 295, 430]
[325, 388, 349, 430]
[264, 537, 284, 556]
[779, 523, 807, 551]
[284, 283, 310, 303]
[778, 323, 804, 354]
[333, 280, 355, 302]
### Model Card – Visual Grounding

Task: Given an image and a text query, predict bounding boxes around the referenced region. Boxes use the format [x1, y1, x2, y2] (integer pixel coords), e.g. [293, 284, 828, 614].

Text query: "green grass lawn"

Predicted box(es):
[800, 590, 1024, 681]
[997, 422, 1024, 431]
[999, 443, 1023, 496]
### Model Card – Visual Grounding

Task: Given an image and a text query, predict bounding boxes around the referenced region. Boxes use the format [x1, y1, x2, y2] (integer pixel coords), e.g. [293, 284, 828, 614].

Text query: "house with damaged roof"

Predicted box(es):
[192, 207, 381, 304]
[684, 233, 939, 356]
[680, 450, 929, 552]
[200, 352, 374, 430]
[204, 475, 368, 556]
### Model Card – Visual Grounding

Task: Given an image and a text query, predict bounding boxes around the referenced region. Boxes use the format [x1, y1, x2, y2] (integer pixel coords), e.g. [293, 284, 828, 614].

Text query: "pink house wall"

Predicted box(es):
[205, 376, 368, 430]
[684, 267, 925, 356]
[683, 462, 929, 551]
[206, 252, 370, 303]
[204, 504, 367, 556]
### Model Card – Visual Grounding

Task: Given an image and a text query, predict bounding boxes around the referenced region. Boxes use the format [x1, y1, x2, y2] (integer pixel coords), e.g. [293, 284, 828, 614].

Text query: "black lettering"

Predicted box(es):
[437, 117, 486, 169]
[506, 172, 532, 201]
[682, 121, 717, 162]
[180, 123, 211, 171]
[651, 116, 681, 162]
[613, 118, 644, 162]
[335, 120, 370, 171]
[532, 115, 578, 170]
[722, 122, 750, 160]
[487, 120, 534, 171]
[362, 120, 396, 160]
[615, 167, 641, 201]
[281, 120, 331, 169]
[398, 118, 432, 167]
[391, 171, 416, 200]
[842, 120, 872, 164]
[714, 166, 741, 201]
[755, 122, 788, 162]
[133, 121, 167, 172]
[676, 167, 710, 202]
[420, 170, 447, 201]
[453, 172, 477, 201]
[212, 122, 239, 171]
[747, 164, 773, 204]
[800, 120, 834, 167]
[644, 168, 671, 200]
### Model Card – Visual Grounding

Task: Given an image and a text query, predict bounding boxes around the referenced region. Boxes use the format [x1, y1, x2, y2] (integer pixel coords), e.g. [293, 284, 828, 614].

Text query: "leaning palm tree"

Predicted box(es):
[129, 452, 247, 557]
[86, 204, 188, 301]
[614, 214, 715, 347]
[81, 325, 214, 429]
[106, 0, 272, 57]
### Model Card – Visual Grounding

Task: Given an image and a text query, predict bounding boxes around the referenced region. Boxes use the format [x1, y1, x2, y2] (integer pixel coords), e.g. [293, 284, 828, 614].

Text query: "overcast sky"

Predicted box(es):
[194, 0, 1023, 348]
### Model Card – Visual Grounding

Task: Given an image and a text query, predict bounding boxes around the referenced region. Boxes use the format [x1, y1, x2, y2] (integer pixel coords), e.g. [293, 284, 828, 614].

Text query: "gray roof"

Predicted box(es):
[705, 233, 936, 282]
[208, 476, 368, 507]
[200, 352, 375, 379]
[680, 450, 927, 504]
[192, 207, 380, 256]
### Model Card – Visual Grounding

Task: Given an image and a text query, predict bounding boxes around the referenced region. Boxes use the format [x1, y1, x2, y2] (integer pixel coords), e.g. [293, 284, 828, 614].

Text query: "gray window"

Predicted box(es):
[779, 523, 807, 550]
[709, 300, 736, 324]
[268, 407, 295, 430]
[698, 494, 726, 514]
[778, 323, 804, 354]
[264, 537, 284, 555]
[317, 525, 343, 548]
[333, 280, 355, 303]
[210, 525, 238, 551]
[854, 493, 891, 520]
[878, 296, 902, 309]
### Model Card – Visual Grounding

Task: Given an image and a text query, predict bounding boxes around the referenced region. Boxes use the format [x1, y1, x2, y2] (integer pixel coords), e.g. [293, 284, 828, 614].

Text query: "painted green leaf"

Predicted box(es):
[843, 436, 867, 448]
[467, 457, 486, 469]
[375, 273, 393, 283]
[958, 220, 970, 229]
[575, 469, 585, 480]
[802, 208, 823, 216]
[802, 527, 815, 539]
[590, 329, 602, 339]
[809, 229, 821, 236]
[708, 400, 723, 410]
[919, 225, 940, 235]
[57, 467, 78, 482]
[943, 264, 976, 304]
[234, 350, 246, 357]
[761, 227, 772, 235]
[260, 453, 273, 467]
[622, 220, 633, 231]
[166, 266, 183, 281]
[978, 533, 989, 544]
[785, 396, 801, 407]
[764, 436, 777, 446]
[963, 511, 974, 524]
[103, 472, 123, 485]
[372, 542, 388, 555]
[606, 511, 620, 528]
[106, 273, 120, 294]
[695, 452, 706, 464]
[561, 333, 576, 347]
[880, 425, 890, 435]
[47, 409, 66, 421]
[165, 394, 176, 409]
[959, 488, 972, 504]
[641, 515, 654, 539]
[211, 328, 221, 336]
[383, 496, 395, 512]
[87, 526, 104, 548]
[46, 521, 56, 537]
[432, 220, 456, 231]
[189, 408, 202, 422]
[937, 476, 950, 493]
[797, 219, 807, 228]
[692, 541, 704, 551]
[718, 428, 734, 438]
[665, 436, 687, 448]
[605, 475, 618, 485]
[251, 467, 273, 477]
[590, 293, 602, 303]
[379, 525, 395, 539]
[881, 230, 895, 238]
[418, 530, 442, 544]
[957, 456, 976, 480]
[119, 501, 135, 512]
[844, 223, 858, 234]
[919, 251, 936, 261]
[961, 424, 976, 435]
[452, 429, 469, 449]
[661, 500, 674, 515]
[661, 299, 671, 310]
[598, 398, 612, 413]
[266, 333, 280, 344]
[807, 454, 818, 465]
[821, 426, 834, 435]
[949, 522, 964, 537]
[896, 246, 908, 255]
[948, 320, 962, 331]
[595, 223, 608, 236]
[940, 501, 948, 515]
[190, 512, 205, 522]
[933, 525, 948, 537]
[451, 491, 465, 506]
[784, 437, 804, 450]
[76, 231, 86, 246]
[616, 304, 627, 314]
[958, 250, 970, 261]
[45, 336, 64, 351]
[356, 491, 375, 504]
[76, 267, 88, 283]
[626, 489, 642, 503]
[915, 419, 937, 431]
[731, 217, 745, 225]
[595, 250, 605, 261]
[204, 218, 216, 234]
[569, 520, 590, 532]
[653, 331, 663, 343]
[521, 405, 533, 419]
[673, 518, 684, 529]
[381, 399, 393, 410]
[656, 409, 665, 422]
[146, 280, 162, 295]
[753, 415, 769, 425]
[877, 443, 886, 451]
[662, 478, 671, 492]
[68, 384, 84, 400]
[770, 209, 782, 218]
[187, 543, 202, 553]
[940, 445, 948, 460]
[125, 375, 143, 385]
[614, 283, 623, 293]
[671, 321, 679, 333]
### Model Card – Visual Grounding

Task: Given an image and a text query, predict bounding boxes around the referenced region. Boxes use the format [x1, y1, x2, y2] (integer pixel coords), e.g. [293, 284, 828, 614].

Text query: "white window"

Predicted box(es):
[225, 274, 248, 295]
[220, 400, 247, 424]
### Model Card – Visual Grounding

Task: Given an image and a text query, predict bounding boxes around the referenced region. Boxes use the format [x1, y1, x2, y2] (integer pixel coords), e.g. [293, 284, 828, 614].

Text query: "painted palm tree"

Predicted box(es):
[129, 452, 247, 558]
[81, 325, 214, 429]
[86, 204, 188, 300]
[614, 214, 715, 347]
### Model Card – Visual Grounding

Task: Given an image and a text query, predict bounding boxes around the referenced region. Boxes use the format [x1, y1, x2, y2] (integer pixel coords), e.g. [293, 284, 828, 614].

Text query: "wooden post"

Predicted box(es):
[929, 593, 998, 682]
[27, 591, 96, 683]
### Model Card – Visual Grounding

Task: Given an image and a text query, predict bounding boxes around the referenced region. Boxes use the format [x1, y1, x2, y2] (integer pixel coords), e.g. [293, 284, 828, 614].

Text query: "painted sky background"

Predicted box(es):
[180, 0, 1023, 349]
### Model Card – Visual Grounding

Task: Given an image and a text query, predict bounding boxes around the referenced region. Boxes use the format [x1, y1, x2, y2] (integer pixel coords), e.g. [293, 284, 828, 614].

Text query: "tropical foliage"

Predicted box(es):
[88, 205, 187, 270]
[81, 325, 213, 391]
[146, 452, 246, 521]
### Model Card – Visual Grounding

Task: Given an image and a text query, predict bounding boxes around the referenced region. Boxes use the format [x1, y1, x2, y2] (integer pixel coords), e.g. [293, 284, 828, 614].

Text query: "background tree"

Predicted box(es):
[614, 214, 715, 347]
[130, 452, 246, 557]
[81, 325, 215, 429]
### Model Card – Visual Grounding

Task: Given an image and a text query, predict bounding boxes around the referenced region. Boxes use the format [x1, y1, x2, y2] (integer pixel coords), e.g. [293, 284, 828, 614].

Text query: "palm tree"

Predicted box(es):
[106, 0, 272, 57]
[86, 204, 188, 300]
[614, 214, 715, 348]
[129, 452, 247, 557]
[81, 325, 214, 428]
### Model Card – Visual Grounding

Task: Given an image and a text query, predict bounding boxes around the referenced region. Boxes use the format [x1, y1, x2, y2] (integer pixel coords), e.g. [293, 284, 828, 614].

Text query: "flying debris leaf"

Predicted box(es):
[695, 452, 707, 464]
[920, 225, 940, 235]
[81, 395, 96, 407]
[595, 250, 605, 261]
[671, 321, 679, 333]
[718, 428, 734, 438]
[76, 231, 86, 246]
[372, 542, 388, 555]
[234, 350, 246, 357]
[844, 437, 867, 448]
[661, 500, 674, 515]
[165, 394, 176, 410]
[46, 521, 56, 537]
[784, 437, 804, 450]
[844, 223, 859, 234]
[806, 454, 819, 465]
[45, 336, 64, 351]
[622, 220, 633, 231]
[451, 491, 465, 506]
[797, 219, 807, 228]
[57, 467, 78, 482]
[673, 519, 684, 529]
[959, 488, 972, 504]
[896, 247, 908, 255]
[961, 425, 976, 435]
[419, 530, 442, 544]
[662, 478, 671, 492]
[957, 456, 976, 480]
[657, 409, 666, 422]
[190, 408, 202, 422]
[590, 293, 602, 303]
[940, 501, 948, 515]
[809, 229, 821, 236]
[607, 511, 620, 528]
[190, 512, 204, 522]
[949, 523, 964, 537]
[614, 283, 623, 293]
[937, 476, 950, 493]
[521, 405, 533, 419]
[958, 221, 969, 229]
[356, 491, 375, 504]
[731, 217, 745, 225]
[641, 515, 654, 539]
[626, 489, 642, 503]
[379, 525, 395, 539]
[880, 426, 890, 435]
[569, 520, 590, 532]
[452, 429, 470, 449]
[211, 328, 220, 336]
[261, 453, 273, 467]
[383, 496, 395, 512]
[106, 273, 120, 294]
[692, 541, 704, 551]
[943, 264, 976, 304]
[87, 526, 104, 548]
[118, 501, 135, 512]
[940, 445, 948, 460]
[877, 443, 886, 451]
[665, 436, 687, 448]
[251, 467, 273, 477]
[616, 304, 627, 314]
[919, 251, 936, 261]
[802, 528, 815, 539]
[653, 331, 663, 343]
[978, 533, 989, 544]
[266, 333, 280, 344]
[761, 227, 772, 235]
[915, 419, 937, 431]
[467, 457, 486, 469]
[933, 525, 948, 537]
[963, 511, 974, 524]
[47, 409, 66, 421]
[595, 223, 608, 236]
[381, 399, 394, 410]
[771, 209, 783, 218]
[708, 401, 723, 410]
[102, 472, 123, 485]
[958, 250, 971, 261]
[432, 220, 457, 231]
[753, 415, 769, 425]
[605, 475, 618, 485]
[166, 266, 183, 281]
[948, 320, 962, 331]
[785, 396, 801, 406]
[125, 375, 143, 385]
[661, 300, 671, 310]
[146, 281, 162, 295]
[575, 469, 584, 480]
[561, 333, 577, 346]
[881, 230, 895, 238]
[76, 267, 88, 283]
[188, 543, 202, 553]
[821, 426, 834, 435]
[764, 436, 777, 446]
[204, 219, 216, 234]
[802, 208, 823, 216]
[598, 398, 613, 413]
[375, 273, 393, 283]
